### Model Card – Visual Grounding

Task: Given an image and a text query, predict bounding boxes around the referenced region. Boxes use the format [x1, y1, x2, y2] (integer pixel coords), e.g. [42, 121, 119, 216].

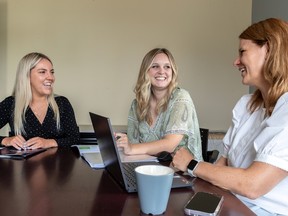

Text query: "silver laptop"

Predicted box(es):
[89, 112, 192, 193]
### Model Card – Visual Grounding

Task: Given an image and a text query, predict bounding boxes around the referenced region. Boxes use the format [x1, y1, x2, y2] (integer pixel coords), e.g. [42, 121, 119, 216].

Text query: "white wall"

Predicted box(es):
[1, 0, 251, 132]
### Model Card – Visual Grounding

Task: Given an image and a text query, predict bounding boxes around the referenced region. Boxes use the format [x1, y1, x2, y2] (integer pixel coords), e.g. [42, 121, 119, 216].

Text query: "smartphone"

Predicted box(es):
[184, 192, 224, 216]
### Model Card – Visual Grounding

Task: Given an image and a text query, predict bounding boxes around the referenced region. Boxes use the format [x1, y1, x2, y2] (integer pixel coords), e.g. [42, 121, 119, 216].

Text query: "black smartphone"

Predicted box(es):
[184, 192, 224, 216]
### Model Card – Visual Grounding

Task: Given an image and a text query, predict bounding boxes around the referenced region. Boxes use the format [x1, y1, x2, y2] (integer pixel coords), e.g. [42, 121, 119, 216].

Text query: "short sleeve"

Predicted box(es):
[254, 95, 288, 171]
[223, 95, 252, 157]
[164, 88, 202, 160]
[127, 100, 140, 143]
[165, 90, 196, 135]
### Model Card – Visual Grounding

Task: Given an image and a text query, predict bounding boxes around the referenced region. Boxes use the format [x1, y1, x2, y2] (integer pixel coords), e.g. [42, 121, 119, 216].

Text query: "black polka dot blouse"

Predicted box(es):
[0, 96, 80, 147]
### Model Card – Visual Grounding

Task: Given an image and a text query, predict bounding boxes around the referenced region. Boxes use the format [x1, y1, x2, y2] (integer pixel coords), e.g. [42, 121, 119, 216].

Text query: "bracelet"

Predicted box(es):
[187, 159, 199, 177]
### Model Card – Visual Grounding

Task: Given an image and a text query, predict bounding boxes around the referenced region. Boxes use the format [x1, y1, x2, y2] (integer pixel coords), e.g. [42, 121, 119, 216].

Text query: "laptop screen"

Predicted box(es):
[89, 112, 193, 193]
[89, 112, 126, 188]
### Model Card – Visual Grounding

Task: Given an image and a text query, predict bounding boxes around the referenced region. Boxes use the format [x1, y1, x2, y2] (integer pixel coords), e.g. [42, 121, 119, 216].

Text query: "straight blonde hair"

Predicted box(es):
[12, 52, 60, 135]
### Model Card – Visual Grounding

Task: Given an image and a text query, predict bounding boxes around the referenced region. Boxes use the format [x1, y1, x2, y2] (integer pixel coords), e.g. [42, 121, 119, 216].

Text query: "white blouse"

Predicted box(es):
[223, 93, 288, 215]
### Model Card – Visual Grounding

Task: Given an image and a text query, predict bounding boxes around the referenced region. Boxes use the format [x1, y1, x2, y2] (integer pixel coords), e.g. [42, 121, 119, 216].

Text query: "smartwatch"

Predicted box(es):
[187, 159, 199, 177]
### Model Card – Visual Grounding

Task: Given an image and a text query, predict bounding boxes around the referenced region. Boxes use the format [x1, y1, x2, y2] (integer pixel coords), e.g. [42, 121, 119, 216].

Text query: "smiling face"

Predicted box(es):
[234, 39, 270, 91]
[30, 58, 55, 98]
[147, 53, 173, 93]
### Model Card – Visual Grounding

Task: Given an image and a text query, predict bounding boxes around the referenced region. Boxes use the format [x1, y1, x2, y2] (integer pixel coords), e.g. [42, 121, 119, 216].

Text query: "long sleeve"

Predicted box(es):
[0, 96, 14, 144]
[55, 96, 80, 147]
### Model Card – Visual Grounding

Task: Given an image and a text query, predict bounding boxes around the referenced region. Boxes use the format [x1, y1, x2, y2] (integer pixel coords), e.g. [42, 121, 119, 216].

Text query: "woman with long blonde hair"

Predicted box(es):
[116, 48, 202, 160]
[0, 52, 79, 149]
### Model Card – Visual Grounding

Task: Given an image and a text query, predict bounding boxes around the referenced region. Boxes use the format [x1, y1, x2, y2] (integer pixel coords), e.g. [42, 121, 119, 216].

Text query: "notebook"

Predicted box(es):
[89, 112, 192, 193]
[71, 145, 104, 168]
[0, 146, 46, 160]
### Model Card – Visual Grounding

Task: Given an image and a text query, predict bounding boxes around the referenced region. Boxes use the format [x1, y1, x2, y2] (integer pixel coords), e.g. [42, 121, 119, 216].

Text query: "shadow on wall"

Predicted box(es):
[0, 1, 7, 136]
[0, 1, 7, 99]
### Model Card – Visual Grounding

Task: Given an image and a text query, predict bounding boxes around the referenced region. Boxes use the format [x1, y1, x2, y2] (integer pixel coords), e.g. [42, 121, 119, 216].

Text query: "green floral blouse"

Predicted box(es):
[127, 87, 203, 161]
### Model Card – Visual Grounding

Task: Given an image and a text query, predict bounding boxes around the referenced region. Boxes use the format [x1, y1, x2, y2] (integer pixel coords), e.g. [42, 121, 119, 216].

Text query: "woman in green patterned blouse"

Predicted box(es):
[116, 48, 202, 161]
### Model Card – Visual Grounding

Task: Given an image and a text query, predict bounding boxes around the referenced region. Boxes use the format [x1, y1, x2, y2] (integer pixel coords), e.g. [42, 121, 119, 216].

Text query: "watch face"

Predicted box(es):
[188, 160, 198, 170]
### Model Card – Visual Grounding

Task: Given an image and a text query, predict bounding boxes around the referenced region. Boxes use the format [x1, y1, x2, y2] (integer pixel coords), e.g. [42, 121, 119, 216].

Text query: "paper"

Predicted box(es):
[72, 145, 104, 169]
[72, 144, 100, 155]
[82, 152, 104, 168]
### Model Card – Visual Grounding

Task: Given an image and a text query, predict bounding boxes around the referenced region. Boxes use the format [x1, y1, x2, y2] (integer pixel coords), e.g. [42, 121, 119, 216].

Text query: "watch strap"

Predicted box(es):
[187, 159, 199, 177]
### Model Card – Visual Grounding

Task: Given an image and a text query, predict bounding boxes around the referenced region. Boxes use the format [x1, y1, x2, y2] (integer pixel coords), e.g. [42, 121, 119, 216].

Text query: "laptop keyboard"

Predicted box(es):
[122, 162, 158, 189]
[122, 163, 139, 188]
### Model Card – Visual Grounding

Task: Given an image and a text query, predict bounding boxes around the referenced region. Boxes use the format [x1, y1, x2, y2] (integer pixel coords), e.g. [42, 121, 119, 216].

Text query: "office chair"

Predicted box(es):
[200, 128, 219, 163]
[79, 132, 97, 145]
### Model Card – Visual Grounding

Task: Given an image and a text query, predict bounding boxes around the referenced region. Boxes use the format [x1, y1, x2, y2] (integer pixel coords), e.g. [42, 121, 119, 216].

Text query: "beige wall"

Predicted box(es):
[1, 0, 251, 132]
[0, 0, 6, 100]
[0, 0, 7, 135]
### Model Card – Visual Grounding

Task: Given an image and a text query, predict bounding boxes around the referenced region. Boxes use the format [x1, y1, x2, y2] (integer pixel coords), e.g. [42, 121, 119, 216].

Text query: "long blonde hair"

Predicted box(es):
[12, 52, 60, 135]
[239, 18, 288, 116]
[134, 48, 178, 124]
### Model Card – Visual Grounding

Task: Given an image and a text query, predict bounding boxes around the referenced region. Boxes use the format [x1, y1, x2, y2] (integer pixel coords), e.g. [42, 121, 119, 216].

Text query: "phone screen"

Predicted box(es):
[184, 192, 224, 215]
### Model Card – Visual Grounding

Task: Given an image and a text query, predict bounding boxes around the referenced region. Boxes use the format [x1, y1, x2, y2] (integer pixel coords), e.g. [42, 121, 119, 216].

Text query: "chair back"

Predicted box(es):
[200, 128, 209, 162]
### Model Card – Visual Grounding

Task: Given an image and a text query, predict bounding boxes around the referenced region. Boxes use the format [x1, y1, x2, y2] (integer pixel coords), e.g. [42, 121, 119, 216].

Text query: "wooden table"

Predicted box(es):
[0, 147, 255, 216]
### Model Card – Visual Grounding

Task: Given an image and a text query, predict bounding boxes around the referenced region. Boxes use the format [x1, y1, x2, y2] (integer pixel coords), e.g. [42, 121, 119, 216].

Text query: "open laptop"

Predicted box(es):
[89, 112, 192, 193]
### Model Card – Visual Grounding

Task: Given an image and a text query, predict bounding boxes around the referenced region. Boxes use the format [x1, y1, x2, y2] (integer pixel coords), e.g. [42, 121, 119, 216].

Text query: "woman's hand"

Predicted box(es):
[25, 137, 57, 149]
[115, 133, 132, 155]
[172, 147, 194, 172]
[2, 135, 26, 150]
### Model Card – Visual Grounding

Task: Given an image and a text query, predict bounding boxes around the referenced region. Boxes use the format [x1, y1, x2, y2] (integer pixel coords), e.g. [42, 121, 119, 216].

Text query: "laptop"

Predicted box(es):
[0, 147, 46, 160]
[89, 112, 192, 193]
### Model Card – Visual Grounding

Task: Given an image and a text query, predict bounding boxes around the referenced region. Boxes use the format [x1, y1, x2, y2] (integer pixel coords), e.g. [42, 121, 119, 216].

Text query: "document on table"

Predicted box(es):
[72, 145, 104, 169]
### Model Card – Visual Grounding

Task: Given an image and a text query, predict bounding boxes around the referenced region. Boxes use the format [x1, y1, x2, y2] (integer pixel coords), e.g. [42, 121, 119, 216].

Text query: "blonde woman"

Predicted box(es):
[0, 52, 79, 150]
[116, 48, 202, 160]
